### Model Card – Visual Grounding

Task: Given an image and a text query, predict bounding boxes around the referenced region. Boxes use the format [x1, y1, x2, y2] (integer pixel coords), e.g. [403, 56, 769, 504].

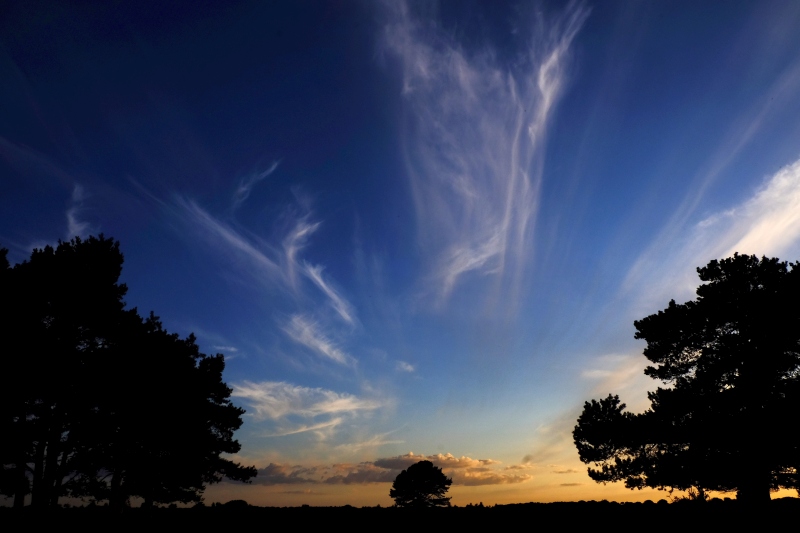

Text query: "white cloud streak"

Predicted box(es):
[66, 184, 91, 239]
[334, 431, 405, 453]
[282, 314, 355, 366]
[624, 156, 800, 313]
[174, 195, 361, 374]
[212, 345, 239, 353]
[303, 262, 356, 324]
[579, 157, 800, 419]
[265, 418, 344, 438]
[232, 381, 382, 421]
[177, 197, 284, 282]
[384, 2, 589, 305]
[580, 353, 650, 411]
[177, 195, 319, 294]
[395, 360, 415, 373]
[629, 55, 800, 278]
[232, 161, 279, 211]
[284, 219, 321, 291]
[176, 197, 355, 318]
[713, 159, 800, 259]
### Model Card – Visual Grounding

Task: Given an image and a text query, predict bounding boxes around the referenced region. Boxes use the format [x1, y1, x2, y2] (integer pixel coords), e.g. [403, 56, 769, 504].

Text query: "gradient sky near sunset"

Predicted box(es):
[3, 1, 800, 506]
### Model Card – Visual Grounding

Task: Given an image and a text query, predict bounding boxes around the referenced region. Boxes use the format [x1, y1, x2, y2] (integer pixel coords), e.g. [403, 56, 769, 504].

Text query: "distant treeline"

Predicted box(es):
[3, 499, 799, 526]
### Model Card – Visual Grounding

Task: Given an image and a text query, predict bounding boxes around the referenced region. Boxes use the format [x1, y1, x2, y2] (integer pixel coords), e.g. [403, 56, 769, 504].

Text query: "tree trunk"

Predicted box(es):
[695, 486, 706, 502]
[12, 410, 28, 508]
[48, 447, 69, 508]
[735, 401, 771, 505]
[13, 460, 27, 508]
[42, 421, 62, 508]
[110, 469, 125, 510]
[30, 439, 45, 508]
[736, 462, 771, 505]
[736, 483, 771, 504]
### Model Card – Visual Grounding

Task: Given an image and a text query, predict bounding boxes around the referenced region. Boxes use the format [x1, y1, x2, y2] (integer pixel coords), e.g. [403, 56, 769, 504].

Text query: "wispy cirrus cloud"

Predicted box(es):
[283, 218, 321, 290]
[626, 55, 800, 289]
[173, 192, 360, 365]
[383, 2, 589, 306]
[175, 195, 333, 301]
[520, 411, 590, 468]
[559, 157, 800, 466]
[232, 381, 382, 443]
[548, 464, 580, 475]
[623, 156, 800, 314]
[334, 430, 404, 453]
[619, 53, 800, 314]
[303, 262, 356, 324]
[580, 353, 648, 407]
[0, 139, 96, 251]
[212, 345, 239, 353]
[177, 197, 284, 282]
[0, 136, 73, 187]
[176, 165, 331, 299]
[66, 184, 92, 239]
[395, 360, 415, 373]
[282, 314, 355, 366]
[711, 158, 800, 260]
[232, 381, 382, 421]
[232, 160, 279, 211]
[265, 418, 344, 438]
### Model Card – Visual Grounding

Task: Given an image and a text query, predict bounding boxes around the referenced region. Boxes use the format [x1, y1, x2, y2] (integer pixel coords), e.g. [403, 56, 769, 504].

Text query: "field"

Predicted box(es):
[4, 498, 799, 527]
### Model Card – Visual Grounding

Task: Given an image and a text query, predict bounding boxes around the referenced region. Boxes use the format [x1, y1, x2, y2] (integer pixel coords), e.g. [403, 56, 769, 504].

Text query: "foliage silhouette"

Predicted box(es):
[574, 254, 800, 503]
[0, 236, 256, 508]
[98, 311, 257, 508]
[390, 460, 452, 507]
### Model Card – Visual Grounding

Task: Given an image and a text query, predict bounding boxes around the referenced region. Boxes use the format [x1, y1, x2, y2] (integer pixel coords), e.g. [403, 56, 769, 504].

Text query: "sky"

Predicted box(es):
[3, 0, 800, 507]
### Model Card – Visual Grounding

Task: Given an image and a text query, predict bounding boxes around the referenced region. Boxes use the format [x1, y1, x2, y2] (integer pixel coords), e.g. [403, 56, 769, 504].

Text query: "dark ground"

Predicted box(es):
[3, 498, 799, 528]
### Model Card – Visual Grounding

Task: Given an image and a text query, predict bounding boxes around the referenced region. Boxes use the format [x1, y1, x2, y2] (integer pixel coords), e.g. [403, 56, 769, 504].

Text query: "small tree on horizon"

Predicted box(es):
[390, 460, 452, 508]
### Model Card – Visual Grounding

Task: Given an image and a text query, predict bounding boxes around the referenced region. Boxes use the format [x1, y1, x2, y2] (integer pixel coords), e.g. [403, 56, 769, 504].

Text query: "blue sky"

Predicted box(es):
[3, 1, 800, 505]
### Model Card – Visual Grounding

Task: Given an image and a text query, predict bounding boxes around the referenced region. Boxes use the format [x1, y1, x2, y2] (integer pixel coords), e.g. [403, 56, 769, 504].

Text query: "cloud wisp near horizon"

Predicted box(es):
[232, 380, 385, 440]
[249, 452, 532, 487]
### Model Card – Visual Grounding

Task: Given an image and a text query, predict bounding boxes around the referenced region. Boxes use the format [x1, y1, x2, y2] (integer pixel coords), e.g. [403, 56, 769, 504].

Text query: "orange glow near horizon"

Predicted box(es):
[202, 481, 799, 508]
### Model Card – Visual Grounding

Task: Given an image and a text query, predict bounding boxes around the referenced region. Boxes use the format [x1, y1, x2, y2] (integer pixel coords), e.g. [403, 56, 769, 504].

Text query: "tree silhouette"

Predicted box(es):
[390, 460, 452, 507]
[98, 311, 257, 508]
[0, 236, 255, 508]
[1, 236, 130, 508]
[574, 254, 800, 503]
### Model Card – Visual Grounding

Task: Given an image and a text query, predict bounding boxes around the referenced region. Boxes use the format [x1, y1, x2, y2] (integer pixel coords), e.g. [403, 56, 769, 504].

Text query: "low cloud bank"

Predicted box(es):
[247, 452, 532, 487]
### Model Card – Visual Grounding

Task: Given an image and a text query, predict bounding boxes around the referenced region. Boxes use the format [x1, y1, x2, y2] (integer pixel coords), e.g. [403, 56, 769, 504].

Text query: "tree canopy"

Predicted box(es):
[390, 460, 452, 508]
[573, 254, 800, 503]
[0, 235, 256, 508]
